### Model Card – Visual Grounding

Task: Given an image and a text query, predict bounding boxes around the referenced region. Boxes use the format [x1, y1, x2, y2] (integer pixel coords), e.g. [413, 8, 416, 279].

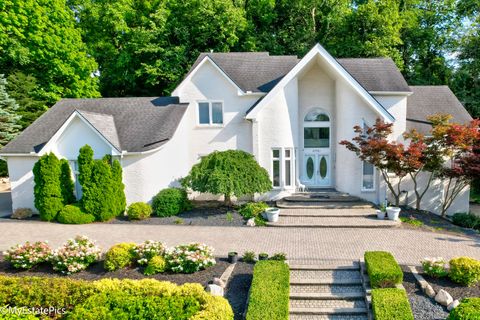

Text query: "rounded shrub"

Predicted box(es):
[127, 202, 152, 220]
[57, 205, 95, 224]
[104, 243, 136, 272]
[152, 188, 191, 217]
[448, 298, 480, 320]
[144, 256, 167, 275]
[449, 257, 480, 286]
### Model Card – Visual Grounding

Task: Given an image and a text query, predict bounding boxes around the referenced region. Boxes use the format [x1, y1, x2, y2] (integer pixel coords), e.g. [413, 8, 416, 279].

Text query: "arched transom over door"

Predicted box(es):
[301, 108, 331, 187]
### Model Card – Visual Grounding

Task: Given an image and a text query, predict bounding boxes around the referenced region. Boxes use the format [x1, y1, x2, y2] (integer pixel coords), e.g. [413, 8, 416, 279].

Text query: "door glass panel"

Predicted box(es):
[304, 128, 330, 148]
[320, 156, 327, 179]
[306, 157, 314, 179]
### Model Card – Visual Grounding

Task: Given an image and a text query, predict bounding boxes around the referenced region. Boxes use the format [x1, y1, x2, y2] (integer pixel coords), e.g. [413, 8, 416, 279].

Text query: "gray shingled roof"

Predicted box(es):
[337, 58, 411, 92]
[407, 86, 473, 134]
[0, 97, 187, 154]
[186, 53, 410, 93]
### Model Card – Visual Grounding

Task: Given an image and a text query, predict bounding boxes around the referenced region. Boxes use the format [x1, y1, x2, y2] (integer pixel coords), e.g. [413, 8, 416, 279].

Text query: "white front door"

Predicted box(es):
[302, 153, 330, 186]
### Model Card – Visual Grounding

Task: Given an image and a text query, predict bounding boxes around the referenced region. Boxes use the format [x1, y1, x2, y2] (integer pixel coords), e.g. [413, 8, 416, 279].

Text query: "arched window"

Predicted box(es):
[304, 109, 330, 122]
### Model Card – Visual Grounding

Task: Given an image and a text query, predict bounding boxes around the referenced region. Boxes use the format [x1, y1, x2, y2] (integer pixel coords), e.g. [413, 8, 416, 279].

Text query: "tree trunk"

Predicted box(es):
[224, 193, 233, 207]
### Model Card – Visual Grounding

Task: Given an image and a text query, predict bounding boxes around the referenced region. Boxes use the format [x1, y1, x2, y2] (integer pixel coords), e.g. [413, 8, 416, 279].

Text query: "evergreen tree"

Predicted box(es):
[33, 153, 64, 221]
[112, 159, 126, 215]
[78, 145, 94, 188]
[0, 74, 21, 148]
[60, 159, 76, 205]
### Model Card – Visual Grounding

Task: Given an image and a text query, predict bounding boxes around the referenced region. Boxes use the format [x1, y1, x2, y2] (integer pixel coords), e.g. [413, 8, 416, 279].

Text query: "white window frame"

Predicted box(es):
[271, 148, 281, 188]
[284, 148, 294, 187]
[196, 101, 224, 126]
[69, 160, 82, 200]
[361, 161, 376, 192]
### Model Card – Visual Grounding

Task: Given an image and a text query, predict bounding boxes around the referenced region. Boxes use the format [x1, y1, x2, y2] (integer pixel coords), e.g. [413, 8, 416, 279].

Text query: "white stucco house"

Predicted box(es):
[0, 44, 473, 215]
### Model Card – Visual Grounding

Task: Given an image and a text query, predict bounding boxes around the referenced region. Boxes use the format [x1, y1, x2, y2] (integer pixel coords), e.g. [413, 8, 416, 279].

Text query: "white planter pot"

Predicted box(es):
[265, 208, 280, 222]
[376, 210, 386, 220]
[386, 207, 401, 221]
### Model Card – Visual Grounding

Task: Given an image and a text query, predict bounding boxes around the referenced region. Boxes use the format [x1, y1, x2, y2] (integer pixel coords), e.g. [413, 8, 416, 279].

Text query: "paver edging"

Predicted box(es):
[207, 262, 236, 297]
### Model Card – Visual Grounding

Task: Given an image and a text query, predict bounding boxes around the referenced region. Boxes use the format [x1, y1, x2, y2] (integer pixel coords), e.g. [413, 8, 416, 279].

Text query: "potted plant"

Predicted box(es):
[228, 251, 238, 263]
[265, 207, 280, 222]
[258, 253, 269, 260]
[376, 204, 387, 220]
[386, 206, 401, 221]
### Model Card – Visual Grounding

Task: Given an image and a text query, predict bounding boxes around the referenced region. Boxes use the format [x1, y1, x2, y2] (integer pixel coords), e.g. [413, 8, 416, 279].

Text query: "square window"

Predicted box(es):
[272, 149, 280, 158]
[198, 102, 210, 124]
[285, 149, 291, 158]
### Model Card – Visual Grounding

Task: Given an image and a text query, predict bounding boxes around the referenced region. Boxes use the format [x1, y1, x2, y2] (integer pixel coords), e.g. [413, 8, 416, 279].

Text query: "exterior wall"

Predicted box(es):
[373, 95, 407, 140]
[6, 157, 38, 212]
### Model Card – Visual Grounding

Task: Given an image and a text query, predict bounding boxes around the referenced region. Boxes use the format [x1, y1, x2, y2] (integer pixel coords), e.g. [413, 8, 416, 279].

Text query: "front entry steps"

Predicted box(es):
[289, 261, 369, 320]
[277, 191, 374, 210]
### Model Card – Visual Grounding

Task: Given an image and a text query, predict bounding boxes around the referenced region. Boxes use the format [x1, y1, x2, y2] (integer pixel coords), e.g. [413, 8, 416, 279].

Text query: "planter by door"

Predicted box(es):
[265, 208, 280, 222]
[386, 207, 401, 221]
[376, 210, 386, 220]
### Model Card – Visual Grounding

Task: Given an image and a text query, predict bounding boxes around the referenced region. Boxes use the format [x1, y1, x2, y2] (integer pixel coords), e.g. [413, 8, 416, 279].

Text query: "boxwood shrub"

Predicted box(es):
[449, 257, 480, 286]
[56, 204, 95, 224]
[246, 261, 289, 320]
[152, 188, 192, 217]
[452, 213, 480, 230]
[365, 251, 403, 288]
[127, 202, 152, 220]
[448, 298, 480, 320]
[104, 242, 136, 271]
[238, 202, 268, 219]
[0, 276, 233, 319]
[372, 288, 414, 320]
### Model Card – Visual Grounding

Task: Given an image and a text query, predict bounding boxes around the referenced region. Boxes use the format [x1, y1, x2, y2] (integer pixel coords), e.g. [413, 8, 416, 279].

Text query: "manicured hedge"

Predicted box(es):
[0, 276, 233, 319]
[365, 251, 403, 288]
[246, 261, 289, 320]
[56, 204, 95, 224]
[152, 188, 191, 217]
[448, 298, 480, 320]
[372, 288, 414, 320]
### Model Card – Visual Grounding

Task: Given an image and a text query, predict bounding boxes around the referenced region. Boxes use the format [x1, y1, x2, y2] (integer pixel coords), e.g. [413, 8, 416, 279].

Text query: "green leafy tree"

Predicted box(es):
[0, 0, 99, 106]
[6, 71, 48, 129]
[33, 153, 64, 221]
[60, 159, 76, 205]
[74, 0, 246, 97]
[182, 150, 272, 205]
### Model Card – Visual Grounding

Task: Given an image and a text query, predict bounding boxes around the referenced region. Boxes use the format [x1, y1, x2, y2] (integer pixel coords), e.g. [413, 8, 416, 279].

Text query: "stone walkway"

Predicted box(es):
[0, 220, 479, 265]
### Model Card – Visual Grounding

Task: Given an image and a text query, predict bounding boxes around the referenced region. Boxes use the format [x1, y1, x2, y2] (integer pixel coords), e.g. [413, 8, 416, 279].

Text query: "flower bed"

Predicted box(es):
[0, 275, 233, 319]
[164, 243, 216, 273]
[3, 241, 51, 269]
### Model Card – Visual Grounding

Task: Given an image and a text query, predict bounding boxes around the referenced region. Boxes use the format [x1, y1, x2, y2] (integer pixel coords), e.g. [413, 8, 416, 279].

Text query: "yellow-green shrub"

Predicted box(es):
[144, 255, 167, 275]
[104, 242, 136, 271]
[372, 288, 414, 320]
[449, 257, 480, 286]
[448, 298, 480, 320]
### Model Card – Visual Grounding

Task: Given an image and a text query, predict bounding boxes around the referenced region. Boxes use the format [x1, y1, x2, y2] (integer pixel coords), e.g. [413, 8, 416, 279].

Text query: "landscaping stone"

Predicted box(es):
[246, 218, 255, 226]
[207, 284, 224, 296]
[425, 284, 436, 298]
[213, 277, 226, 288]
[448, 299, 460, 311]
[435, 289, 453, 306]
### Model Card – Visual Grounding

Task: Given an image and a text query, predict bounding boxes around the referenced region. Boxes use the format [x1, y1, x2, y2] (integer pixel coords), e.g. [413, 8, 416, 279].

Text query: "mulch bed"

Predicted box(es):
[0, 255, 230, 287]
[399, 207, 479, 239]
[225, 261, 254, 320]
[402, 266, 449, 320]
[420, 270, 480, 301]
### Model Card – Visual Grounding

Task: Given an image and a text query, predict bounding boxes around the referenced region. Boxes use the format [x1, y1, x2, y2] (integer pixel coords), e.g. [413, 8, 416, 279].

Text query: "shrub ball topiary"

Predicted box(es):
[104, 243, 136, 272]
[56, 205, 95, 224]
[448, 298, 480, 320]
[152, 188, 191, 217]
[127, 202, 152, 220]
[144, 256, 167, 275]
[449, 257, 480, 286]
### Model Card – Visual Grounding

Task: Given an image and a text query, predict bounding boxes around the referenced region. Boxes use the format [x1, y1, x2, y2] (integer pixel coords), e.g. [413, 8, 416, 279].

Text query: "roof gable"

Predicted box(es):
[245, 43, 395, 121]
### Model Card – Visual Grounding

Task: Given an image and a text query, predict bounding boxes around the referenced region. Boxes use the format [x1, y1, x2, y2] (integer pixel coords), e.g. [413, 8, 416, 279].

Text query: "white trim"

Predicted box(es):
[38, 110, 121, 156]
[361, 161, 376, 192]
[196, 100, 224, 127]
[284, 148, 294, 187]
[369, 91, 413, 96]
[271, 148, 281, 188]
[245, 43, 395, 122]
[172, 56, 267, 98]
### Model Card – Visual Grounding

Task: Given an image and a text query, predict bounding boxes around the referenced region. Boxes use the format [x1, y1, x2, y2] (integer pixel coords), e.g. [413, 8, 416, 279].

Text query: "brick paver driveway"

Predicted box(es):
[0, 221, 478, 265]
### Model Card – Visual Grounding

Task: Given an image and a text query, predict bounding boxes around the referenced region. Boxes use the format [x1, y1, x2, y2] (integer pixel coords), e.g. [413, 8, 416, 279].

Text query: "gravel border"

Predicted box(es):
[225, 261, 254, 320]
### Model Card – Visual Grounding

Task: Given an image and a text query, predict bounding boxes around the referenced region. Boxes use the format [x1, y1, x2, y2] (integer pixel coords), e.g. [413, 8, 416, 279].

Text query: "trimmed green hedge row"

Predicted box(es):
[246, 261, 289, 320]
[448, 298, 480, 320]
[365, 251, 403, 288]
[0, 276, 233, 319]
[372, 288, 414, 320]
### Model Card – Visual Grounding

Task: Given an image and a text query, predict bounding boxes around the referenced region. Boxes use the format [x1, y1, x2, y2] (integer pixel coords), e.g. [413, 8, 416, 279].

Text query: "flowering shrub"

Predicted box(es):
[164, 243, 216, 273]
[132, 240, 165, 265]
[3, 241, 51, 269]
[421, 257, 449, 278]
[50, 235, 101, 274]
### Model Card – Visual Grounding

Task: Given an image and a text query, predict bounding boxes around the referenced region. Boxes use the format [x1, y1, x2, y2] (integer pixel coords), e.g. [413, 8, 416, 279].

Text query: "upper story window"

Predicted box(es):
[304, 109, 329, 122]
[198, 101, 223, 125]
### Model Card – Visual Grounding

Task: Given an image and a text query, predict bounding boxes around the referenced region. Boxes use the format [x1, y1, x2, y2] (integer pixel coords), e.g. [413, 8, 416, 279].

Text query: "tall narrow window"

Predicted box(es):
[197, 101, 223, 125]
[362, 161, 375, 191]
[284, 149, 292, 186]
[69, 160, 82, 200]
[272, 149, 280, 187]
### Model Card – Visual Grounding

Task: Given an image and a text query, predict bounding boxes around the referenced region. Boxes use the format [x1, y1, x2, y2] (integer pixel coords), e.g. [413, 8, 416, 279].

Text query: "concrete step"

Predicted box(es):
[290, 284, 365, 295]
[289, 314, 368, 320]
[291, 278, 363, 285]
[289, 263, 360, 271]
[276, 200, 374, 209]
[267, 216, 399, 228]
[283, 194, 362, 203]
[290, 307, 368, 316]
[280, 208, 374, 217]
[290, 292, 365, 300]
[291, 270, 363, 284]
[290, 299, 367, 310]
